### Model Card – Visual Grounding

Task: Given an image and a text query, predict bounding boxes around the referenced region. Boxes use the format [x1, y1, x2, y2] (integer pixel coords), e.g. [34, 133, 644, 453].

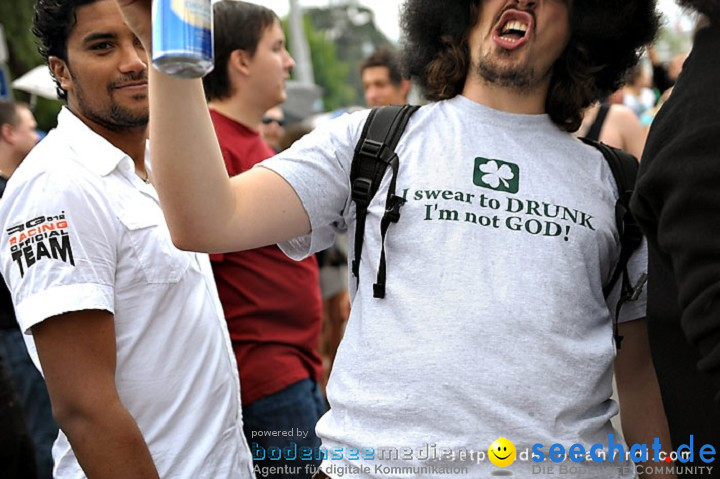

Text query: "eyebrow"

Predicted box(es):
[82, 32, 118, 45]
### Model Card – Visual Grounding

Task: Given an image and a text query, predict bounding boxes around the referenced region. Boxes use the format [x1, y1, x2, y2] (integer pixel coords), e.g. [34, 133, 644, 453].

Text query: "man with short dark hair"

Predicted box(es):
[0, 1, 253, 477]
[117, 0, 673, 477]
[359, 46, 410, 107]
[0, 99, 58, 479]
[202, 2, 324, 478]
[0, 101, 39, 171]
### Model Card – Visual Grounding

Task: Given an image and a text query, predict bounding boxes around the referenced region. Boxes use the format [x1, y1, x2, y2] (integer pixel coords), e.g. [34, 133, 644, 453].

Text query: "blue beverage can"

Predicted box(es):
[152, 0, 214, 78]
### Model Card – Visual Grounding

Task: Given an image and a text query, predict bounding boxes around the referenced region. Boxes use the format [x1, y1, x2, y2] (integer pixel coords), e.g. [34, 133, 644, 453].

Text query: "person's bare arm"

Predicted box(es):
[150, 79, 310, 253]
[33, 310, 159, 479]
[116, 0, 310, 254]
[610, 105, 648, 160]
[615, 319, 675, 479]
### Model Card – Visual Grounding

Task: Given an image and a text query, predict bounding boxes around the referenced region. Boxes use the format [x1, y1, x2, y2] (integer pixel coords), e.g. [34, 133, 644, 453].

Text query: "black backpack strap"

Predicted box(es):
[350, 105, 420, 298]
[580, 137, 647, 349]
[586, 103, 611, 142]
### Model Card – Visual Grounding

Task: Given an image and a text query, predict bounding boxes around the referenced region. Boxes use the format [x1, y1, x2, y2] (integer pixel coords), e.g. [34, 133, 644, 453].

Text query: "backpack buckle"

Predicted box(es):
[629, 273, 648, 301]
[352, 178, 373, 205]
[360, 139, 384, 158]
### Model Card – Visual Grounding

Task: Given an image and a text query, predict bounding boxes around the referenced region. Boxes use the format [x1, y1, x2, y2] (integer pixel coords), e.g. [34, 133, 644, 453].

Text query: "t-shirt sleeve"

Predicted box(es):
[258, 110, 371, 260]
[0, 171, 117, 333]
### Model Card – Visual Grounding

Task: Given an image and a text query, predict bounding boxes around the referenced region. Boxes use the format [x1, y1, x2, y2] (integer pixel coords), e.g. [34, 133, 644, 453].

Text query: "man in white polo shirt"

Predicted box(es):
[0, 0, 254, 477]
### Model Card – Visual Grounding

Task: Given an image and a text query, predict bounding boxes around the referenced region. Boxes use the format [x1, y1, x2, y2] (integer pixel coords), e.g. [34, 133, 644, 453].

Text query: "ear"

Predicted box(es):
[0, 123, 13, 144]
[48, 56, 73, 92]
[229, 49, 253, 77]
[399, 79, 412, 100]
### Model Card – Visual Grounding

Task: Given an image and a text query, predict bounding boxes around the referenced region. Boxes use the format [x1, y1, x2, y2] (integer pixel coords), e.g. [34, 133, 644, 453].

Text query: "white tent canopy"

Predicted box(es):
[12, 65, 57, 100]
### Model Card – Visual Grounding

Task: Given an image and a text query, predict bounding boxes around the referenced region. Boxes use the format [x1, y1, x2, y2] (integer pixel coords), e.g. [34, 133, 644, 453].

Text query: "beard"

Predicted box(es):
[474, 47, 551, 95]
[71, 69, 149, 132]
[475, 59, 536, 94]
[103, 101, 149, 130]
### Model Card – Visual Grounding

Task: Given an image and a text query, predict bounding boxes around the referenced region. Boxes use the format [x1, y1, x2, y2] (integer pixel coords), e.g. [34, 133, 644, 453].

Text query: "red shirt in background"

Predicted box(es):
[209, 109, 323, 405]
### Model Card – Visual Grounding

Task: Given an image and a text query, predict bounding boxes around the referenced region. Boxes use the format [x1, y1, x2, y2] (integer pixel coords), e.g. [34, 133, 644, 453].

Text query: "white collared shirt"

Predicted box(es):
[0, 108, 254, 478]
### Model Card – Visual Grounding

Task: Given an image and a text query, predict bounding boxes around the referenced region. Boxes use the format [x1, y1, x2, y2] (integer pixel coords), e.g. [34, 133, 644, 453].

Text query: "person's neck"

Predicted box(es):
[0, 148, 21, 179]
[96, 126, 147, 167]
[70, 108, 148, 171]
[626, 84, 643, 95]
[461, 77, 549, 115]
[209, 97, 266, 131]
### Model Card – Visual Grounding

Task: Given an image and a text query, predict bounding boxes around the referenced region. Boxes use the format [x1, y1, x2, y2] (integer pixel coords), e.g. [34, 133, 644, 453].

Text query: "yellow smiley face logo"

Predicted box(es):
[488, 437, 517, 468]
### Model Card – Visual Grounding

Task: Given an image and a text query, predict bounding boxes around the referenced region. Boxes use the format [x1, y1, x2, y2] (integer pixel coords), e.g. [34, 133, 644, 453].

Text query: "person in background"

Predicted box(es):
[577, 100, 648, 160]
[0, 99, 43, 479]
[647, 45, 687, 96]
[359, 46, 411, 107]
[622, 64, 657, 119]
[259, 106, 285, 153]
[202, 2, 324, 478]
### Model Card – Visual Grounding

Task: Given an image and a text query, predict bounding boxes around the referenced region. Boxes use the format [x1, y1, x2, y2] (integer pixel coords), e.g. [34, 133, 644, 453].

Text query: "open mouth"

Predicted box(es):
[493, 10, 534, 50]
[500, 20, 529, 42]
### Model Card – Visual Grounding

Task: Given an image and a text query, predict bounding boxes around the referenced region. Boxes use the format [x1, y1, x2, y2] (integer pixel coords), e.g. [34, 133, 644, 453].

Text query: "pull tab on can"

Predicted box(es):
[152, 0, 214, 78]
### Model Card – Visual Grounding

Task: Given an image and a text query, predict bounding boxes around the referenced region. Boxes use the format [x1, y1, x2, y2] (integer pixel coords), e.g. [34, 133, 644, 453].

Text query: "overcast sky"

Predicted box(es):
[245, 0, 686, 43]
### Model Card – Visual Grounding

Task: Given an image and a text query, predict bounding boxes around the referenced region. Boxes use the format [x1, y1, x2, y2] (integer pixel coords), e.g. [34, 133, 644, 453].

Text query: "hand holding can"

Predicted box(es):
[114, 0, 153, 48]
[152, 0, 214, 78]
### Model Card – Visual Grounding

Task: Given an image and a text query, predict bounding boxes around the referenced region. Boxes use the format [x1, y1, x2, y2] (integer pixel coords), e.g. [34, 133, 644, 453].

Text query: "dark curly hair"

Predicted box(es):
[401, 0, 660, 132]
[677, 0, 720, 24]
[32, 0, 98, 101]
[203, 0, 278, 101]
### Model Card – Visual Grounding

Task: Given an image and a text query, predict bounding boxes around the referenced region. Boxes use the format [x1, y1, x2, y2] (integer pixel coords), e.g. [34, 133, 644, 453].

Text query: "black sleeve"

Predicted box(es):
[631, 26, 720, 399]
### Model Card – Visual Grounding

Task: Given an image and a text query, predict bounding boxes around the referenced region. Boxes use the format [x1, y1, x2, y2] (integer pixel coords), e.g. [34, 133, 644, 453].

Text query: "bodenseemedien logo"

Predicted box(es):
[473, 158, 520, 194]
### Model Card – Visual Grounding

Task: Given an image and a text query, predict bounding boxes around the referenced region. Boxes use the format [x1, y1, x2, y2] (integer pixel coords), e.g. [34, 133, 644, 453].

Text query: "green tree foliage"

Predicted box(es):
[284, 4, 394, 111]
[302, 17, 357, 111]
[1, 0, 62, 131]
[1, 0, 42, 75]
[284, 17, 357, 112]
[305, 5, 391, 106]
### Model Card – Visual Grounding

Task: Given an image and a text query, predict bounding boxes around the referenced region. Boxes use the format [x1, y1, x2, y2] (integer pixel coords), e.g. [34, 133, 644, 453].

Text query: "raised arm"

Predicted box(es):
[116, 0, 310, 254]
[34, 310, 159, 479]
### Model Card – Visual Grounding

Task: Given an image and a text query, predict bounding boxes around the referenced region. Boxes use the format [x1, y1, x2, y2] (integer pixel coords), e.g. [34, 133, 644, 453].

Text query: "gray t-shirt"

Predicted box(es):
[261, 95, 646, 478]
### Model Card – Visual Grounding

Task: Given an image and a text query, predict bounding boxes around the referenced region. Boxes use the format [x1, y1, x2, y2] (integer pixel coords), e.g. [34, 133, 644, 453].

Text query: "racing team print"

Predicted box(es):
[7, 212, 75, 277]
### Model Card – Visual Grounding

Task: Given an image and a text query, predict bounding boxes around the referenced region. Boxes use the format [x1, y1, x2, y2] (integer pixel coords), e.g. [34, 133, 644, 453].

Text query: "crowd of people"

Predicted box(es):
[0, 0, 718, 478]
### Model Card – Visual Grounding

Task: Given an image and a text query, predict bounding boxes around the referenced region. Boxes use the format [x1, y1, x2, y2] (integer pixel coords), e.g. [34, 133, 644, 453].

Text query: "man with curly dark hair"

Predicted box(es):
[632, 0, 720, 469]
[115, 0, 674, 477]
[0, 0, 254, 477]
